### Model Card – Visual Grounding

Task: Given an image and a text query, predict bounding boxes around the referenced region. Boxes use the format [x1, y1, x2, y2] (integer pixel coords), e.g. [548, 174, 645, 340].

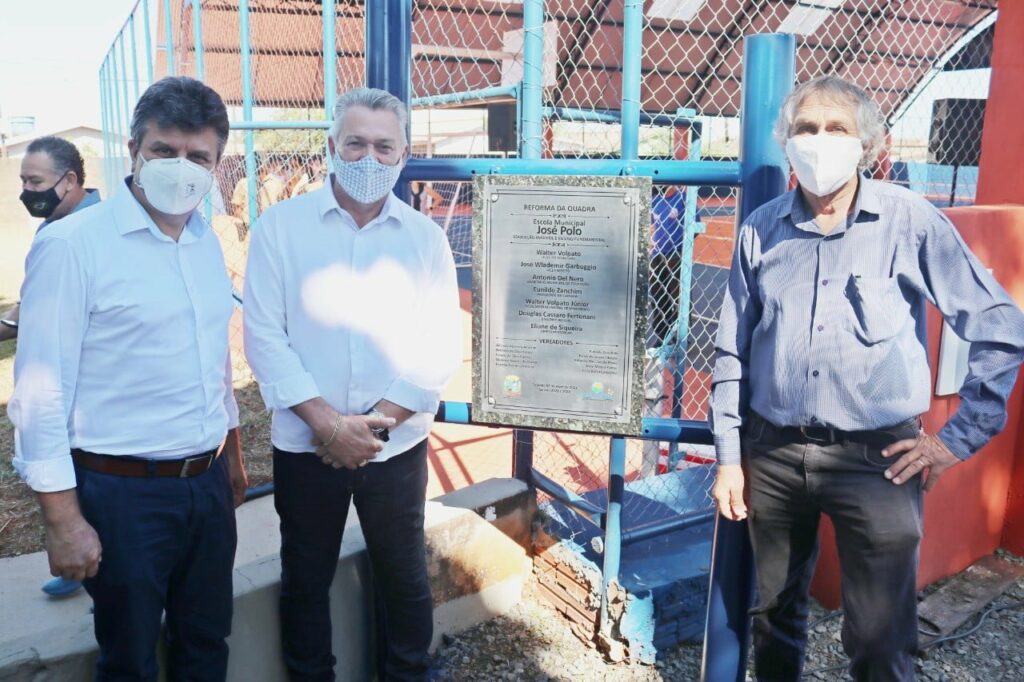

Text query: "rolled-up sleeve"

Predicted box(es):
[382, 233, 462, 414]
[919, 212, 1024, 459]
[710, 223, 761, 466]
[243, 215, 321, 410]
[8, 235, 88, 492]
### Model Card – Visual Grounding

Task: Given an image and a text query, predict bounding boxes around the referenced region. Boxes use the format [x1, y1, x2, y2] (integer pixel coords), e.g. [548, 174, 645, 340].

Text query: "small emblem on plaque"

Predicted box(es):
[583, 381, 614, 401]
[502, 374, 522, 398]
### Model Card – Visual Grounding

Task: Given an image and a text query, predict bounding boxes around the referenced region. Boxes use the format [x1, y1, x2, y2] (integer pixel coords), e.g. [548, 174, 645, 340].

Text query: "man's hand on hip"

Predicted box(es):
[314, 414, 394, 470]
[712, 464, 748, 521]
[38, 490, 102, 581]
[882, 431, 960, 492]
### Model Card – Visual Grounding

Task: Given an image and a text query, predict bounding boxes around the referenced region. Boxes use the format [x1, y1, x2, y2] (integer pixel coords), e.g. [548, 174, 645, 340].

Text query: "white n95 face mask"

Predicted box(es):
[785, 134, 863, 197]
[134, 155, 214, 215]
[334, 153, 403, 205]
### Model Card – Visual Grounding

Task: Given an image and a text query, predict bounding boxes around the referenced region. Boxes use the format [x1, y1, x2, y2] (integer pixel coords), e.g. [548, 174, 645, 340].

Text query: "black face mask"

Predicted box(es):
[19, 172, 69, 219]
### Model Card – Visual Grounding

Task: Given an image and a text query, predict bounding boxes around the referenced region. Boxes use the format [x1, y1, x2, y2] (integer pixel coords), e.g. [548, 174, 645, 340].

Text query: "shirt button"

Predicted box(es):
[821, 279, 829, 286]
[810, 416, 818, 423]
[813, 370, 820, 377]
[817, 324, 824, 332]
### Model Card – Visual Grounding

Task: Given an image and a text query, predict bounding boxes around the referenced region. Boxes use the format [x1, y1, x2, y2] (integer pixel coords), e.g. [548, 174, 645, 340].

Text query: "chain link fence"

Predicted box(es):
[102, 0, 999, 552]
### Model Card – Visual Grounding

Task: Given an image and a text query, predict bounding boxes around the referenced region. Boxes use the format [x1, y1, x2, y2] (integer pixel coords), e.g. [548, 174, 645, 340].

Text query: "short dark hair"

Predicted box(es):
[25, 136, 86, 185]
[130, 76, 230, 157]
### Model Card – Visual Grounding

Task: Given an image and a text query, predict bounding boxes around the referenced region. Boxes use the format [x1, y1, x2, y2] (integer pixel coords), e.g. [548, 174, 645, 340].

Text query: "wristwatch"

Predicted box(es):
[365, 408, 390, 443]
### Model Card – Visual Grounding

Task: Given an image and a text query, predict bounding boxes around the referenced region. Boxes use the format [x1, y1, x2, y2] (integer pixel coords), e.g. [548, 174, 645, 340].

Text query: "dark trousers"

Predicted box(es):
[273, 441, 432, 682]
[744, 414, 924, 682]
[77, 454, 237, 682]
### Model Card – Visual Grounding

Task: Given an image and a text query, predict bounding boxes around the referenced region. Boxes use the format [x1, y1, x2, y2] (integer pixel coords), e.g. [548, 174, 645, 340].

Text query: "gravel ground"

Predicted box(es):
[433, 551, 1024, 682]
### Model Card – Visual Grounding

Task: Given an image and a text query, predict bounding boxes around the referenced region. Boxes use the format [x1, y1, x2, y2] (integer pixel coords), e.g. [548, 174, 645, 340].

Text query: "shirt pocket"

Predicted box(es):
[844, 276, 911, 345]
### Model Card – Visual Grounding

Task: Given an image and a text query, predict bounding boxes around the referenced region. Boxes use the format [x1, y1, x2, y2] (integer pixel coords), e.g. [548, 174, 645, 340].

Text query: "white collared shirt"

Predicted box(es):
[9, 180, 239, 493]
[243, 182, 462, 461]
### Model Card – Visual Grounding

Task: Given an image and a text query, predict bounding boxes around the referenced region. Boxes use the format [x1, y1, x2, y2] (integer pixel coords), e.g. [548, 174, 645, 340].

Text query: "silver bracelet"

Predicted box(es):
[323, 414, 344, 447]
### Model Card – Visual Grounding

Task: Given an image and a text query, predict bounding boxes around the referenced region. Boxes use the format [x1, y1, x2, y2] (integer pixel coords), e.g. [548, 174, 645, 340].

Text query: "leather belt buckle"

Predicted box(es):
[799, 425, 837, 443]
[179, 453, 213, 478]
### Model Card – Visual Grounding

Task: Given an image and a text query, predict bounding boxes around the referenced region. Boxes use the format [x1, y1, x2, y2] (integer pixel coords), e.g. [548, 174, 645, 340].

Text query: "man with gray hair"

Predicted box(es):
[710, 74, 1024, 681]
[244, 87, 461, 681]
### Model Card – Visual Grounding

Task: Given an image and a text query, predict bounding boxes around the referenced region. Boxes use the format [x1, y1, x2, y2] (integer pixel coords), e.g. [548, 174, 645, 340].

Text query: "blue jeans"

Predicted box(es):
[273, 441, 432, 682]
[77, 454, 237, 682]
[744, 414, 924, 682]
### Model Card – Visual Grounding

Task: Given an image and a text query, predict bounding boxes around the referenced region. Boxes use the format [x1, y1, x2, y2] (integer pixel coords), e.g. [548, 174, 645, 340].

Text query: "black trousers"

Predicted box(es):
[273, 441, 432, 682]
[744, 414, 924, 682]
[77, 454, 237, 682]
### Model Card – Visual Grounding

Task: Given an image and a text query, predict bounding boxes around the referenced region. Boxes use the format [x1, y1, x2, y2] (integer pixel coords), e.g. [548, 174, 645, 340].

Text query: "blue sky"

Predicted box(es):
[0, 0, 139, 133]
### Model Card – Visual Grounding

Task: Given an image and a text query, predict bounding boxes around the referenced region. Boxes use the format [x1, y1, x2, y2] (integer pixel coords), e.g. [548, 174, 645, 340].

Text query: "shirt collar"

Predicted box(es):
[113, 176, 209, 243]
[37, 188, 103, 231]
[784, 175, 883, 235]
[316, 175, 401, 229]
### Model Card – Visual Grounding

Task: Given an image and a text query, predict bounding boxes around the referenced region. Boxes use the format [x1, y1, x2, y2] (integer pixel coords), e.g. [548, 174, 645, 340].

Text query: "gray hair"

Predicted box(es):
[329, 87, 409, 146]
[774, 75, 886, 170]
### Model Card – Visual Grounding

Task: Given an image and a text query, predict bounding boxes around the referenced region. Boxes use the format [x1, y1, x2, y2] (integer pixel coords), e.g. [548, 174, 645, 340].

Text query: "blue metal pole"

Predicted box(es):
[599, 436, 627, 633]
[620, 0, 642, 160]
[129, 13, 141, 101]
[520, 0, 543, 159]
[142, 0, 154, 83]
[190, 0, 211, 220]
[240, 0, 257, 226]
[163, 0, 175, 76]
[364, 1, 385, 90]
[411, 85, 519, 109]
[387, 0, 412, 204]
[111, 42, 127, 180]
[118, 29, 131, 125]
[323, 0, 337, 116]
[100, 59, 113, 192]
[700, 32, 794, 682]
[402, 158, 741, 185]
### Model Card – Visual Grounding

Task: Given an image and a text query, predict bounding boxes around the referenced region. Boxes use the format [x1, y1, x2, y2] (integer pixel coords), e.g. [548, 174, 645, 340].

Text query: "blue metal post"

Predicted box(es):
[190, 0, 211, 220]
[163, 0, 175, 76]
[118, 29, 131, 129]
[142, 0, 154, 83]
[364, 0, 411, 202]
[520, 0, 543, 159]
[700, 33, 794, 682]
[111, 42, 127, 180]
[129, 13, 141, 101]
[364, 1, 385, 90]
[323, 0, 337, 116]
[620, 0, 642, 161]
[240, 0, 257, 227]
[597, 0, 643, 636]
[100, 59, 113, 192]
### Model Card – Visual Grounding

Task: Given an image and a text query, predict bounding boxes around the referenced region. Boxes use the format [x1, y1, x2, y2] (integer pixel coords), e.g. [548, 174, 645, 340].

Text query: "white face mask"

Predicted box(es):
[134, 154, 214, 215]
[785, 134, 863, 197]
[334, 152, 403, 205]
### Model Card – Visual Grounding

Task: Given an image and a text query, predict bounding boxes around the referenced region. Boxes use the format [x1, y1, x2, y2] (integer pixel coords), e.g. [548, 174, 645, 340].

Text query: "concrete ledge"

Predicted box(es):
[0, 481, 532, 682]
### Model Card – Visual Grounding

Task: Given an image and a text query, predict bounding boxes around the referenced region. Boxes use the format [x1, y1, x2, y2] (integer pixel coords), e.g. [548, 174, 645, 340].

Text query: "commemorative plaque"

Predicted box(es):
[472, 175, 650, 435]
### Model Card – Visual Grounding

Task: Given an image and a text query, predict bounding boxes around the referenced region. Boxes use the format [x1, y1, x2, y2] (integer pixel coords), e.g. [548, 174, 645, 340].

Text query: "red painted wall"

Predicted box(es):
[810, 206, 1024, 609]
[975, 0, 1024, 205]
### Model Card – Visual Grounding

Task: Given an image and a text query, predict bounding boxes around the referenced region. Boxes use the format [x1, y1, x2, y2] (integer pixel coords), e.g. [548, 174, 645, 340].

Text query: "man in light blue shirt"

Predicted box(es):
[9, 77, 247, 681]
[710, 76, 1024, 681]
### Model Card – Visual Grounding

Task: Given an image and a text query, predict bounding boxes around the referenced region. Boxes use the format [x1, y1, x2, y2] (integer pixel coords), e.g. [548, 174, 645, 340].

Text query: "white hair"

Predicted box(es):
[774, 75, 887, 170]
[329, 87, 409, 146]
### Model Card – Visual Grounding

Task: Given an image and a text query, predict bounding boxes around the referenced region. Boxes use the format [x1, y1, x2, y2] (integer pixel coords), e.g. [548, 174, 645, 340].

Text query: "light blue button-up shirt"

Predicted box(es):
[710, 178, 1024, 466]
[9, 179, 240, 492]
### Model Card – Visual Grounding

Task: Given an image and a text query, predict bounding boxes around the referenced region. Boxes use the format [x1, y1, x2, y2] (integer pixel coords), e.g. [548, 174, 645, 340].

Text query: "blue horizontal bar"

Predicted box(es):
[403, 158, 741, 185]
[230, 121, 331, 130]
[434, 401, 714, 445]
[544, 106, 697, 128]
[621, 509, 716, 545]
[411, 85, 519, 108]
[531, 467, 605, 521]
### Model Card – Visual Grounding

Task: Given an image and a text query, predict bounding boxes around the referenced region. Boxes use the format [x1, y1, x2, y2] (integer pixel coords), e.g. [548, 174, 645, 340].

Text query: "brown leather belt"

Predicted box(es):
[71, 448, 220, 478]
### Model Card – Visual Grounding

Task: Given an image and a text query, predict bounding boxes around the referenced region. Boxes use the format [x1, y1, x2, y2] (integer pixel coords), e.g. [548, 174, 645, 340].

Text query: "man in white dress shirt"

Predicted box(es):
[244, 87, 461, 682]
[9, 76, 247, 681]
